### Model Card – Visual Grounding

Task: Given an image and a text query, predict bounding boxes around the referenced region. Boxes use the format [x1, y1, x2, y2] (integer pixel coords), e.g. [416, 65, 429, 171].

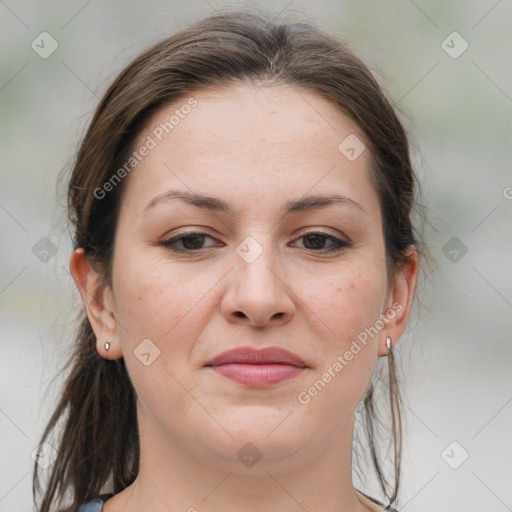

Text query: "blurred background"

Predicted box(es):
[1, 1, 511, 511]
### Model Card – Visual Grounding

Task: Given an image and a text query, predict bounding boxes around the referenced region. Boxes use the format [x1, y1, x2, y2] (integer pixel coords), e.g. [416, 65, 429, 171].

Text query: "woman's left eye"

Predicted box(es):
[296, 232, 351, 253]
[159, 231, 350, 254]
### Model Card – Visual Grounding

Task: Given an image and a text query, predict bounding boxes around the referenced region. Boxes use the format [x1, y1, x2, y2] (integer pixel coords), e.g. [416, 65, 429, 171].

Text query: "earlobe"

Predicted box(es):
[378, 245, 419, 356]
[69, 248, 123, 359]
[102, 338, 122, 359]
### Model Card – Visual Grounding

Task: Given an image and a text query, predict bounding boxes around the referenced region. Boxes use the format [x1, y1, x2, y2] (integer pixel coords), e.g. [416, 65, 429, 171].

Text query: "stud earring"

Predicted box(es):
[386, 336, 392, 353]
[104, 341, 111, 352]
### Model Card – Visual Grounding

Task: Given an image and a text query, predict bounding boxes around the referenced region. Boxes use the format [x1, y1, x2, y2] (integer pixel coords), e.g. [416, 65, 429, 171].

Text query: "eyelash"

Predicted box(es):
[159, 231, 351, 254]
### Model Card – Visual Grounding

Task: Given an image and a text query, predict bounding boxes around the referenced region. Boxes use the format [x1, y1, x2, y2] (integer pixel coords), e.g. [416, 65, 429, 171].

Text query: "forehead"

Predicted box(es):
[139, 83, 365, 155]
[121, 83, 379, 220]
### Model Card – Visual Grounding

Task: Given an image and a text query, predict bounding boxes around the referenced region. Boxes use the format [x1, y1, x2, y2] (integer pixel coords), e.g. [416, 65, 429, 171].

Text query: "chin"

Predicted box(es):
[197, 412, 309, 469]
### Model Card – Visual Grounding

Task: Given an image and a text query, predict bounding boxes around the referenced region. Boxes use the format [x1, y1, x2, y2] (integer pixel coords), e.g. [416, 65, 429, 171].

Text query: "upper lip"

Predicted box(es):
[205, 347, 307, 367]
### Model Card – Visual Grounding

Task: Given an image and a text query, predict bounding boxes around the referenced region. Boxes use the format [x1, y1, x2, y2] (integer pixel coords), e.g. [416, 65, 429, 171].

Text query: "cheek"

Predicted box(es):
[308, 265, 387, 345]
[113, 249, 206, 340]
[298, 264, 386, 406]
[111, 249, 223, 392]
[111, 254, 209, 429]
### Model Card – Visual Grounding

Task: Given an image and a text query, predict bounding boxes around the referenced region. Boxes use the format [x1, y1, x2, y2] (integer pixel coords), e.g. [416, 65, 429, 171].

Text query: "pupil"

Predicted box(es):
[183, 234, 204, 249]
[305, 235, 325, 249]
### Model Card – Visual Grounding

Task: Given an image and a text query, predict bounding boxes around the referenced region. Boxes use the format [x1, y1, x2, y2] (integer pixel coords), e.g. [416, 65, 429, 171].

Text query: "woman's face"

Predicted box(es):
[96, 84, 415, 471]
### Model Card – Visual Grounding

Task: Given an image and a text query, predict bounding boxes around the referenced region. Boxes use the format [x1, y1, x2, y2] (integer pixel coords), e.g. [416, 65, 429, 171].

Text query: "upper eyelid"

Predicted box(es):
[164, 227, 348, 240]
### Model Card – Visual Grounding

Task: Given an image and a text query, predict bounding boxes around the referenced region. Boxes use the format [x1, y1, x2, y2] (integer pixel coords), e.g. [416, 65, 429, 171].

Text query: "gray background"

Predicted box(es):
[1, 1, 511, 511]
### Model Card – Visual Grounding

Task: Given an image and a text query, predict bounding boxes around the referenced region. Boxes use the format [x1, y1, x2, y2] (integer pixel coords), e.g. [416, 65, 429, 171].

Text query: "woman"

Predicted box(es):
[33, 9, 425, 512]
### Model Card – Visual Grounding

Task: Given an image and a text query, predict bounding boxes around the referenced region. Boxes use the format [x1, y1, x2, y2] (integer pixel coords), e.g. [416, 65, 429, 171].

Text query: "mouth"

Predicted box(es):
[204, 347, 307, 387]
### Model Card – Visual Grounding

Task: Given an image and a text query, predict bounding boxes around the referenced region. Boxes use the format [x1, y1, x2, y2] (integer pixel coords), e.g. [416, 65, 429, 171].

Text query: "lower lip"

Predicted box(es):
[209, 363, 305, 387]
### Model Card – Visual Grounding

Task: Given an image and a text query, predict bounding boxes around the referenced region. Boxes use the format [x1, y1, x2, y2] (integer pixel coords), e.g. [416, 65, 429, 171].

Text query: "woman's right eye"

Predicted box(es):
[159, 232, 218, 253]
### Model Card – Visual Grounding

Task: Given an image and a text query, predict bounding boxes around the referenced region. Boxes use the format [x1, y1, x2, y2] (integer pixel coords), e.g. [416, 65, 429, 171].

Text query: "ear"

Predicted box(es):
[69, 248, 123, 360]
[378, 245, 419, 356]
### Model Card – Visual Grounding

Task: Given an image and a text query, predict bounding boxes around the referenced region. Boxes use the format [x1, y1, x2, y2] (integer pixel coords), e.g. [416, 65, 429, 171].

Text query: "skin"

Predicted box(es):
[71, 83, 418, 512]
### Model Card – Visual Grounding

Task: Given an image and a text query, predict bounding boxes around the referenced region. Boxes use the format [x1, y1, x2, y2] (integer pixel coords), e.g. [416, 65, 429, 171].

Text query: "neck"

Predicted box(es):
[106, 404, 379, 512]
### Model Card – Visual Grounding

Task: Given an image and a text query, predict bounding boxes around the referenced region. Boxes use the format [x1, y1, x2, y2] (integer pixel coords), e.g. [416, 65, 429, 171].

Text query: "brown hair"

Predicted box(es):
[33, 9, 426, 512]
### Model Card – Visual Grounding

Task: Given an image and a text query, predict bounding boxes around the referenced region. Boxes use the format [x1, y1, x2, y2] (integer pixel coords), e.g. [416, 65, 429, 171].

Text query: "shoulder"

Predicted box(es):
[74, 493, 114, 512]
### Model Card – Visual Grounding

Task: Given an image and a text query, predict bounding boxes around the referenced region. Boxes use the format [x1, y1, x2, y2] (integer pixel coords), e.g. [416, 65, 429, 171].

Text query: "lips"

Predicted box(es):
[204, 347, 307, 387]
[204, 347, 307, 368]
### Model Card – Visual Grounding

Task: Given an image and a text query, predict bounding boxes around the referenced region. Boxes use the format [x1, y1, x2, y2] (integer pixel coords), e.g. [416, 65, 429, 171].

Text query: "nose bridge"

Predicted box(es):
[235, 233, 281, 295]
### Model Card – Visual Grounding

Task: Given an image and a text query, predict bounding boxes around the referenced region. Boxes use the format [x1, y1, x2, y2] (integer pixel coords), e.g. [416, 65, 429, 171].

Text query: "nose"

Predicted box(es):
[220, 242, 295, 329]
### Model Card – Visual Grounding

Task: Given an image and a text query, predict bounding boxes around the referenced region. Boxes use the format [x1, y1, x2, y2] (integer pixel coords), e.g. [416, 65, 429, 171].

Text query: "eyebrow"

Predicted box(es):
[144, 190, 367, 216]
